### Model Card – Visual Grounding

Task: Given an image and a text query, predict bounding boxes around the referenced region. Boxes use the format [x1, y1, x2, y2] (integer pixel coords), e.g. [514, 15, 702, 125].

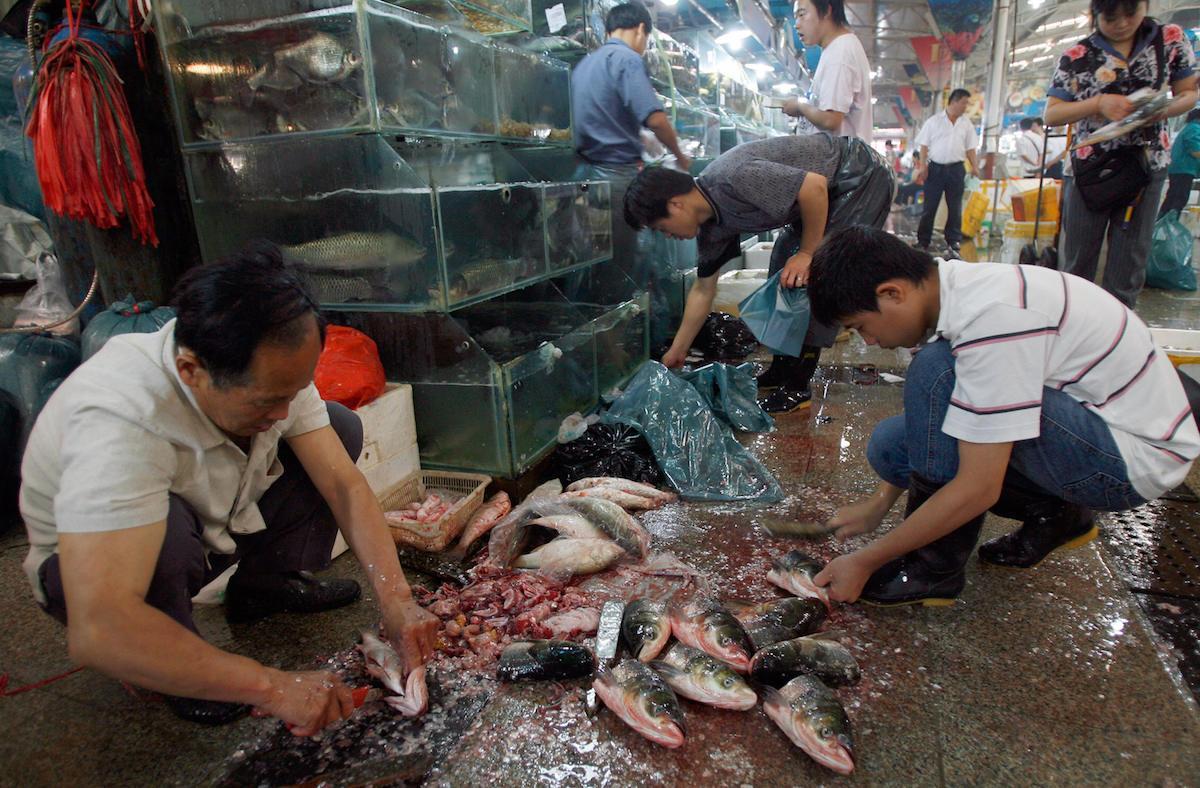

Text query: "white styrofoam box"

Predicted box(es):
[714, 269, 769, 316]
[743, 241, 774, 269]
[356, 383, 417, 464]
[360, 447, 420, 495]
[1152, 328, 1200, 366]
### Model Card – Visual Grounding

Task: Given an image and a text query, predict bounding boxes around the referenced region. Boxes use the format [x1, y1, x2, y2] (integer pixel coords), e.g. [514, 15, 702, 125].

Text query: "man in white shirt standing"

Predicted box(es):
[805, 226, 1200, 607]
[782, 0, 873, 142]
[1016, 116, 1047, 177]
[914, 88, 978, 257]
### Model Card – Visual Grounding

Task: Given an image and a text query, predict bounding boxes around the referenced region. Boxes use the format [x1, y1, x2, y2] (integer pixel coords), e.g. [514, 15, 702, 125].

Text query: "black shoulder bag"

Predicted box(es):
[1070, 27, 1165, 212]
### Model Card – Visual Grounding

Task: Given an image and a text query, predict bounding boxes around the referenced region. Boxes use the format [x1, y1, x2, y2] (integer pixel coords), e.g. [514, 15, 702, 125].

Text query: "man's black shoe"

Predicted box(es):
[859, 556, 965, 607]
[755, 355, 795, 389]
[164, 695, 250, 725]
[758, 387, 812, 414]
[944, 243, 962, 259]
[225, 570, 361, 623]
[979, 485, 1096, 568]
[912, 241, 931, 252]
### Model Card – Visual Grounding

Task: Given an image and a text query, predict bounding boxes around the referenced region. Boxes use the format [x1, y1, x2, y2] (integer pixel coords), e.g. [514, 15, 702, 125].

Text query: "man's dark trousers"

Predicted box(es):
[917, 161, 966, 248]
[38, 402, 363, 632]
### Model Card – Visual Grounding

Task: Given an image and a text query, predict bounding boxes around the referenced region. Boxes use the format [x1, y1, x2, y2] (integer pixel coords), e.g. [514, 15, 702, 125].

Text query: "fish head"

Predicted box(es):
[805, 710, 855, 775]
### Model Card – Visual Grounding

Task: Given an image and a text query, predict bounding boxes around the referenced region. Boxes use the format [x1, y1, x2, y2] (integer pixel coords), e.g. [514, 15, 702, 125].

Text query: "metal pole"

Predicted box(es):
[981, 0, 1014, 166]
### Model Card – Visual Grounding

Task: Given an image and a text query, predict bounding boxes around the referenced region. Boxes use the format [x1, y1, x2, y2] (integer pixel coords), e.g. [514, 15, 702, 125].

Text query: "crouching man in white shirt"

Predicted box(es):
[804, 226, 1200, 606]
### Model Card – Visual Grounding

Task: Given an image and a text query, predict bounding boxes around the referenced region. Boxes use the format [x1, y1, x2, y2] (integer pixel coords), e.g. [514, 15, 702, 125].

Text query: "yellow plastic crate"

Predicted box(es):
[962, 191, 990, 237]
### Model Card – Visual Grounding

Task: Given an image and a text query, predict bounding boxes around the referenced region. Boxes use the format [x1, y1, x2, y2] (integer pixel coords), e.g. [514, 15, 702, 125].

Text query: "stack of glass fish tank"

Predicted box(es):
[156, 0, 649, 478]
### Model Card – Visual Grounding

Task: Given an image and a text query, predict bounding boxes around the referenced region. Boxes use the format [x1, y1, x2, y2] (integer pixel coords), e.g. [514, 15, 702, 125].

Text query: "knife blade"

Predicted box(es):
[586, 599, 625, 715]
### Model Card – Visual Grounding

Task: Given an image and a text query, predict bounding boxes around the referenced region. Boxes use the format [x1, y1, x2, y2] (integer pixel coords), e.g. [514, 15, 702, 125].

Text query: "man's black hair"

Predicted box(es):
[605, 2, 652, 35]
[1187, 107, 1200, 124]
[948, 88, 970, 104]
[807, 226, 936, 326]
[1090, 0, 1147, 19]
[172, 240, 326, 388]
[1019, 116, 1041, 130]
[806, 0, 848, 26]
[623, 166, 696, 229]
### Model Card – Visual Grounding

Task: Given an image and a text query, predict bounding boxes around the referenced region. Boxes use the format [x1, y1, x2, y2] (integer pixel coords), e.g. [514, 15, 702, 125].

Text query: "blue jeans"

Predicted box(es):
[866, 341, 1147, 511]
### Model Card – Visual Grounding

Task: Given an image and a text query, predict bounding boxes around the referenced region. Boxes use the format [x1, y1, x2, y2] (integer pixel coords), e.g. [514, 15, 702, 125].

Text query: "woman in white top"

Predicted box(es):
[782, 0, 873, 141]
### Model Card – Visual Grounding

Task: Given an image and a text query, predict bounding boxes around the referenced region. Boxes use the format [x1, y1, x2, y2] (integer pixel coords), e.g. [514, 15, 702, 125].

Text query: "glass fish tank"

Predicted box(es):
[450, 0, 532, 33]
[543, 181, 613, 272]
[184, 134, 445, 310]
[333, 284, 598, 476]
[155, 0, 570, 146]
[646, 32, 700, 97]
[493, 47, 572, 142]
[664, 94, 720, 160]
[554, 261, 648, 394]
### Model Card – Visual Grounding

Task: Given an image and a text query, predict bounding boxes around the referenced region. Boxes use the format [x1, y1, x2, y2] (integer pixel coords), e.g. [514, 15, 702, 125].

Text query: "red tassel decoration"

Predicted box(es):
[24, 1, 158, 246]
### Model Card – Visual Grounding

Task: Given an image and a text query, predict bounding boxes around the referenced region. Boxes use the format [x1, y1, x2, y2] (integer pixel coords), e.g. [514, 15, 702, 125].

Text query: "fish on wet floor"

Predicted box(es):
[649, 643, 757, 711]
[357, 631, 428, 717]
[280, 231, 427, 271]
[620, 598, 671, 662]
[767, 550, 832, 609]
[750, 633, 861, 688]
[561, 487, 661, 511]
[526, 513, 606, 541]
[513, 537, 624, 577]
[496, 639, 595, 681]
[728, 596, 828, 651]
[565, 477, 678, 506]
[593, 660, 686, 748]
[561, 497, 651, 557]
[445, 491, 511, 561]
[762, 674, 855, 775]
[668, 596, 755, 672]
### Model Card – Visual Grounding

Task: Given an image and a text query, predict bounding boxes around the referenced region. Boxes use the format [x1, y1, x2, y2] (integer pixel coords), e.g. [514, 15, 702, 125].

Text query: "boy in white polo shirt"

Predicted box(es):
[804, 226, 1200, 606]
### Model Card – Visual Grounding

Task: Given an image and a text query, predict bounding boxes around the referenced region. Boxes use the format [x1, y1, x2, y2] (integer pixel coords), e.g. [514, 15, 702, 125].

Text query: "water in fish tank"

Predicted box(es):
[411, 380, 511, 473]
[543, 181, 612, 272]
[436, 184, 547, 306]
[185, 135, 446, 309]
[367, 4, 499, 137]
[453, 0, 532, 30]
[493, 48, 571, 141]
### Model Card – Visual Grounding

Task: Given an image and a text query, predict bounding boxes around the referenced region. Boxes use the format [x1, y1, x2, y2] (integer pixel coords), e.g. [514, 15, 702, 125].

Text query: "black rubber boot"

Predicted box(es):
[759, 346, 820, 414]
[860, 473, 985, 607]
[756, 354, 795, 389]
[224, 570, 361, 623]
[978, 473, 1096, 569]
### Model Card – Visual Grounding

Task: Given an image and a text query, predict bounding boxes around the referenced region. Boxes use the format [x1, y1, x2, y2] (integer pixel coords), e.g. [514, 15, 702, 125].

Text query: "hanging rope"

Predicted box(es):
[24, 0, 158, 246]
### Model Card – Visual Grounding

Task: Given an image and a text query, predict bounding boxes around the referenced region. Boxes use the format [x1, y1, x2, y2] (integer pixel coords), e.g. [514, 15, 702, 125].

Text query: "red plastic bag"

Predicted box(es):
[313, 326, 386, 409]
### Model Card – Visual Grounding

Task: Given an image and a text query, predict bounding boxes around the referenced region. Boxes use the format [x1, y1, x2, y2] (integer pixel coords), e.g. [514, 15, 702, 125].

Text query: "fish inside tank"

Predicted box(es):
[493, 48, 571, 141]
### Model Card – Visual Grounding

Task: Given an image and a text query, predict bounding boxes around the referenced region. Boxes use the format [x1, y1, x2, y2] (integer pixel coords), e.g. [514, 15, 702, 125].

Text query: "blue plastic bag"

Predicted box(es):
[680, 363, 775, 433]
[1146, 212, 1197, 291]
[604, 362, 784, 503]
[737, 272, 811, 357]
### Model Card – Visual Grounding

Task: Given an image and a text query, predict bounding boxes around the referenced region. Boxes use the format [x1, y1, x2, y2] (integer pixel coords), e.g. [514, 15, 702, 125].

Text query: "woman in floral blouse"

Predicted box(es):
[1044, 0, 1197, 307]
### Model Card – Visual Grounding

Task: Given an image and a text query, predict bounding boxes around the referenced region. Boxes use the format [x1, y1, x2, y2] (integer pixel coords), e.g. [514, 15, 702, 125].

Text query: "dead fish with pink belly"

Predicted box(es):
[649, 643, 757, 711]
[357, 631, 428, 717]
[668, 596, 755, 672]
[593, 660, 686, 748]
[767, 550, 831, 609]
[763, 674, 855, 776]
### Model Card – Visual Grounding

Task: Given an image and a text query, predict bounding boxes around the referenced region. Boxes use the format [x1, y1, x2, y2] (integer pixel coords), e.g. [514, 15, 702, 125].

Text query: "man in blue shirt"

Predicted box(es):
[571, 3, 690, 270]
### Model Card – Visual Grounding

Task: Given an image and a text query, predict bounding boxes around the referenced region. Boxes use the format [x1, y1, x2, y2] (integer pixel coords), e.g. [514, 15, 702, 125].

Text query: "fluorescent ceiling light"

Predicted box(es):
[773, 82, 797, 94]
[1028, 0, 1044, 9]
[746, 62, 774, 73]
[660, 0, 679, 6]
[715, 27, 754, 45]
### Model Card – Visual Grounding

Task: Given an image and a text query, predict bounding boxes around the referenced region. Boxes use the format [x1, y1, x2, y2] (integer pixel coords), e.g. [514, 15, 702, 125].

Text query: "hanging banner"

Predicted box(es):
[910, 36, 953, 91]
[902, 64, 934, 107]
[898, 85, 924, 117]
[927, 0, 993, 60]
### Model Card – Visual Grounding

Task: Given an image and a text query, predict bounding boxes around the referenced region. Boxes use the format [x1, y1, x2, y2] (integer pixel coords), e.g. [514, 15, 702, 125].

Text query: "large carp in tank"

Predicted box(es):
[280, 231, 427, 271]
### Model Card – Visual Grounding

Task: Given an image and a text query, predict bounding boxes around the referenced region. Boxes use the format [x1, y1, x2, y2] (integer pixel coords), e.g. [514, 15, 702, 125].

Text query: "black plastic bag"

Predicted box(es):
[691, 312, 758, 360]
[553, 422, 664, 487]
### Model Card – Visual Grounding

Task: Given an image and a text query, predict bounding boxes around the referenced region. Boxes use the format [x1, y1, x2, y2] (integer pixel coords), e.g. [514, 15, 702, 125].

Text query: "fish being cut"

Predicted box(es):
[497, 639, 595, 681]
[561, 497, 650, 557]
[668, 596, 754, 673]
[729, 597, 827, 651]
[593, 660, 686, 748]
[650, 643, 757, 711]
[620, 598, 671, 662]
[513, 537, 624, 577]
[767, 550, 831, 609]
[280, 231, 427, 271]
[357, 631, 428, 717]
[750, 634, 861, 688]
[763, 675, 854, 775]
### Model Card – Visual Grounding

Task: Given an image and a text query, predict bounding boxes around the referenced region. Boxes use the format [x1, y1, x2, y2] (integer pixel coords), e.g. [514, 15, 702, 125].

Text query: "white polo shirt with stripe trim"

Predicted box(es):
[932, 258, 1200, 501]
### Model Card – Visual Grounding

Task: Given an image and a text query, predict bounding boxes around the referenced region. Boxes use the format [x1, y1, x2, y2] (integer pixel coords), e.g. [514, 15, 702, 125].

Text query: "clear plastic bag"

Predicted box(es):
[13, 253, 78, 336]
[680, 362, 774, 433]
[604, 362, 784, 503]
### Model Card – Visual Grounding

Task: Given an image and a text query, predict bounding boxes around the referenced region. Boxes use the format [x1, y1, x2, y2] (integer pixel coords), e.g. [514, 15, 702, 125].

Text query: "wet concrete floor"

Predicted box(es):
[2, 281, 1199, 786]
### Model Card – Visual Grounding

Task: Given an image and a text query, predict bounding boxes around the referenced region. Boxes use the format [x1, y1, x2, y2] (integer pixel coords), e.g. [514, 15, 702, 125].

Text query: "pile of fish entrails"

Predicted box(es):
[348, 478, 860, 776]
